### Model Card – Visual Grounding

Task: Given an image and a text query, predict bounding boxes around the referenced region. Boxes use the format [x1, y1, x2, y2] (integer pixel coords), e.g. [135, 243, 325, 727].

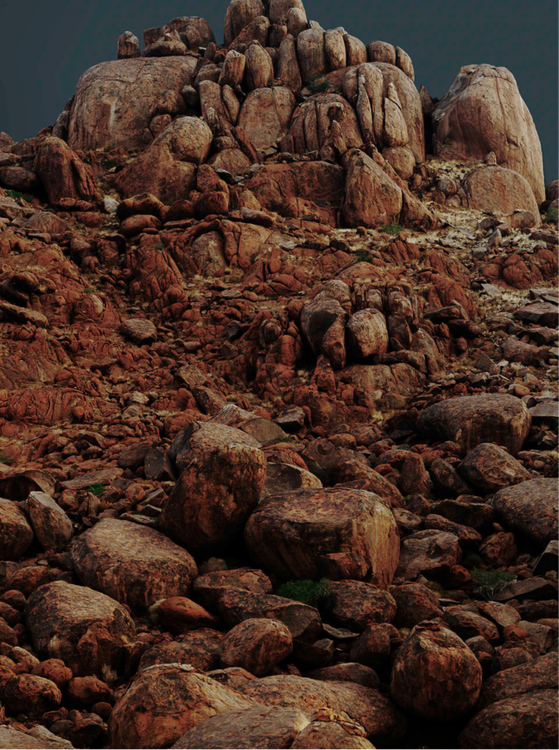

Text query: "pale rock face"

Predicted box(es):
[224, 0, 265, 47]
[238, 87, 296, 149]
[297, 28, 326, 81]
[290, 93, 363, 154]
[277, 34, 303, 92]
[324, 29, 346, 70]
[346, 309, 390, 360]
[463, 165, 541, 226]
[433, 64, 545, 203]
[343, 148, 403, 227]
[383, 82, 409, 147]
[244, 43, 274, 90]
[68, 57, 200, 151]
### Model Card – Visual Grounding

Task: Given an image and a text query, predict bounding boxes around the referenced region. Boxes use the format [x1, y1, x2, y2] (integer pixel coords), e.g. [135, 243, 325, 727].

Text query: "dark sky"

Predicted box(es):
[0, 0, 557, 180]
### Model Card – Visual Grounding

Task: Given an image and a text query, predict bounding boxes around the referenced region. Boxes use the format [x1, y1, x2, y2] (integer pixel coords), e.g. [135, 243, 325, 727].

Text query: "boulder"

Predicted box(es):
[0, 498, 34, 560]
[491, 477, 558, 548]
[35, 137, 101, 205]
[193, 567, 273, 613]
[478, 653, 557, 709]
[118, 31, 140, 59]
[390, 621, 482, 720]
[27, 491, 73, 551]
[114, 117, 212, 203]
[172, 705, 310, 748]
[433, 64, 545, 203]
[244, 43, 274, 90]
[160, 421, 267, 552]
[460, 689, 557, 749]
[220, 618, 293, 675]
[342, 149, 403, 228]
[464, 166, 541, 226]
[458, 443, 532, 494]
[139, 630, 224, 672]
[289, 94, 363, 154]
[144, 17, 215, 50]
[297, 28, 326, 81]
[0, 726, 73, 749]
[397, 529, 461, 581]
[244, 487, 400, 585]
[346, 309, 389, 360]
[240, 674, 405, 743]
[0, 673, 62, 717]
[391, 583, 443, 627]
[238, 87, 296, 150]
[70, 518, 198, 609]
[68, 57, 199, 151]
[417, 394, 531, 455]
[327, 580, 397, 630]
[109, 665, 259, 748]
[26, 581, 136, 678]
[224, 0, 265, 47]
[291, 716, 375, 749]
[277, 34, 303, 92]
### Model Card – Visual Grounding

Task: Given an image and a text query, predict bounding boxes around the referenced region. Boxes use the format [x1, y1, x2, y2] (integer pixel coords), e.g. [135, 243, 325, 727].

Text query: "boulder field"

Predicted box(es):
[0, 1, 557, 749]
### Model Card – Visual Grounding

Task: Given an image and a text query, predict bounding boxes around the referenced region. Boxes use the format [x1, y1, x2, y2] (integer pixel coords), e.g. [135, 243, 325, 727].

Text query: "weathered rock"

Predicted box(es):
[172, 705, 310, 749]
[27, 491, 73, 551]
[459, 443, 531, 494]
[418, 395, 531, 455]
[306, 663, 380, 690]
[390, 621, 482, 720]
[343, 149, 403, 228]
[391, 583, 443, 628]
[290, 94, 363, 155]
[241, 674, 405, 743]
[297, 28, 326, 81]
[192, 568, 273, 613]
[71, 518, 198, 609]
[491, 477, 558, 548]
[397, 529, 461, 581]
[327, 580, 396, 630]
[160, 422, 267, 552]
[0, 725, 73, 749]
[346, 309, 389, 360]
[433, 64, 545, 203]
[460, 689, 557, 749]
[478, 653, 557, 709]
[220, 618, 293, 675]
[238, 87, 296, 150]
[244, 487, 399, 585]
[35, 137, 101, 205]
[26, 581, 136, 678]
[245, 43, 274, 90]
[153, 597, 218, 633]
[0, 673, 62, 717]
[68, 57, 199, 151]
[109, 665, 259, 748]
[115, 117, 212, 203]
[224, 0, 265, 47]
[139, 630, 224, 672]
[0, 498, 34, 560]
[464, 166, 541, 226]
[118, 30, 140, 59]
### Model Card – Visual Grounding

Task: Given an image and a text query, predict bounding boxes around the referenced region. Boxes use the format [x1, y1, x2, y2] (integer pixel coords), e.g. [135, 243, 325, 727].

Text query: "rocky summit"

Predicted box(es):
[0, 1, 557, 749]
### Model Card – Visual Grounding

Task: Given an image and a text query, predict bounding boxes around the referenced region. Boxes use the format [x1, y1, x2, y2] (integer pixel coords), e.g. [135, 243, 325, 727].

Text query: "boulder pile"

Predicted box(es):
[0, 1, 557, 749]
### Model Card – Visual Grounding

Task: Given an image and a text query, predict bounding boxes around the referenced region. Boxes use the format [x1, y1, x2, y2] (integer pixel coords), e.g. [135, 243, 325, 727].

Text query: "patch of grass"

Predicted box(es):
[546, 205, 558, 224]
[5, 189, 32, 203]
[471, 568, 516, 601]
[269, 435, 297, 445]
[0, 452, 13, 465]
[277, 578, 330, 609]
[381, 224, 403, 236]
[353, 249, 375, 264]
[86, 482, 106, 495]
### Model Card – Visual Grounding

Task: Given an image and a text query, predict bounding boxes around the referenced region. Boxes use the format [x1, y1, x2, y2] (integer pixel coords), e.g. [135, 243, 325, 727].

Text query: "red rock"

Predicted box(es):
[220, 618, 293, 676]
[390, 621, 482, 720]
[154, 597, 218, 633]
[192, 568, 273, 613]
[327, 580, 397, 630]
[491, 478, 558, 549]
[0, 672, 62, 717]
[35, 137, 101, 205]
[0, 498, 34, 561]
[349, 623, 394, 668]
[391, 583, 443, 627]
[67, 675, 112, 707]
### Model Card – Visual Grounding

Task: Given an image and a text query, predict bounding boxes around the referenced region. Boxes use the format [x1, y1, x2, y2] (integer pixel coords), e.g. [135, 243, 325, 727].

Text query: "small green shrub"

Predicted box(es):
[0, 451, 13, 465]
[86, 482, 106, 495]
[546, 205, 558, 224]
[277, 579, 330, 608]
[153, 243, 165, 250]
[353, 249, 375, 264]
[306, 75, 329, 94]
[471, 568, 516, 601]
[381, 224, 403, 236]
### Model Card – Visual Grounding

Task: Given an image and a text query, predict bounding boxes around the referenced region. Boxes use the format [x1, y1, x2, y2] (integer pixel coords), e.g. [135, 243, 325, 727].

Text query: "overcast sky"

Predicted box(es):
[0, 0, 556, 180]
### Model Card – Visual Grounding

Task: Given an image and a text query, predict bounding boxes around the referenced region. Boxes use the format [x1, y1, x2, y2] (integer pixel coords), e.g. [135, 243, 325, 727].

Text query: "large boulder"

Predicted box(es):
[26, 581, 136, 678]
[27, 491, 73, 552]
[464, 165, 541, 226]
[240, 674, 405, 743]
[0, 497, 34, 560]
[114, 117, 212, 203]
[172, 706, 310, 749]
[159, 421, 267, 553]
[35, 137, 101, 204]
[477, 653, 557, 709]
[417, 394, 531, 455]
[70, 518, 198, 609]
[460, 690, 558, 749]
[109, 665, 259, 749]
[143, 16, 215, 50]
[491, 478, 558, 548]
[68, 57, 199, 151]
[390, 621, 482, 720]
[458, 442, 531, 494]
[342, 149, 403, 228]
[220, 618, 293, 675]
[224, 0, 265, 47]
[433, 64, 545, 203]
[244, 487, 400, 585]
[238, 87, 296, 150]
[289, 94, 363, 154]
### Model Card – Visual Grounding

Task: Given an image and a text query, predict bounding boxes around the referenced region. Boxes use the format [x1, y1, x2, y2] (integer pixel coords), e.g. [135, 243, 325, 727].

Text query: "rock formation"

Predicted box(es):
[0, 1, 556, 749]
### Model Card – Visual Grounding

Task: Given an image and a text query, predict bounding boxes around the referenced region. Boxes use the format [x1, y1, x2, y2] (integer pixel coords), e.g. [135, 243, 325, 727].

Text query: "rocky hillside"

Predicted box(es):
[0, 1, 557, 748]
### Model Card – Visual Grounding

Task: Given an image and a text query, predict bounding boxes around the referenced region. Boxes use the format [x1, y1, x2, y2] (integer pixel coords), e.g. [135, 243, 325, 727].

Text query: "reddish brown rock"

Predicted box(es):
[220, 618, 293, 676]
[224, 0, 265, 47]
[244, 487, 400, 585]
[343, 149, 403, 228]
[349, 623, 394, 668]
[71, 518, 197, 609]
[492, 477, 558, 549]
[35, 137, 101, 205]
[238, 87, 296, 150]
[68, 57, 199, 151]
[26, 581, 136, 678]
[139, 630, 224, 672]
[192, 568, 273, 613]
[291, 717, 375, 749]
[464, 165, 541, 226]
[327, 580, 397, 630]
[397, 529, 461, 581]
[433, 64, 545, 203]
[172, 705, 310, 749]
[27, 492, 73, 551]
[0, 498, 34, 561]
[160, 422, 267, 553]
[153, 597, 219, 633]
[418, 395, 531, 456]
[391, 583, 443, 628]
[109, 665, 259, 749]
[460, 689, 557, 749]
[459, 443, 532, 494]
[477, 653, 557, 709]
[390, 621, 482, 720]
[306, 663, 380, 690]
[346, 309, 389, 360]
